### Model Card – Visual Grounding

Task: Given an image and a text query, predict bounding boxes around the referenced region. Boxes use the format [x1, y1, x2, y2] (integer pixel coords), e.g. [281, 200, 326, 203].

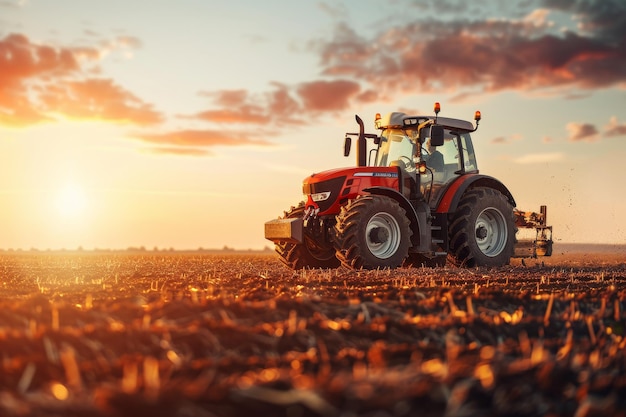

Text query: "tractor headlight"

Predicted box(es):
[311, 191, 331, 202]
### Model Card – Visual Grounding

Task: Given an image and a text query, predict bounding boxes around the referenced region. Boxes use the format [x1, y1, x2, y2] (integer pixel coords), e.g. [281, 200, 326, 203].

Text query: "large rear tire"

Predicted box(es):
[448, 188, 516, 267]
[275, 203, 340, 270]
[334, 195, 411, 269]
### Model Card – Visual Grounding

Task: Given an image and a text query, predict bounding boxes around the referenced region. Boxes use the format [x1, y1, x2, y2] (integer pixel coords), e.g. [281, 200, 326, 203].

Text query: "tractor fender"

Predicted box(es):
[362, 186, 428, 249]
[435, 174, 516, 214]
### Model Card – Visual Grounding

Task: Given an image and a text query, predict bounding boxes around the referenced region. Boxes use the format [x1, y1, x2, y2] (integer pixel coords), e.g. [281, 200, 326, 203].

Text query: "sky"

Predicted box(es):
[0, 0, 625, 251]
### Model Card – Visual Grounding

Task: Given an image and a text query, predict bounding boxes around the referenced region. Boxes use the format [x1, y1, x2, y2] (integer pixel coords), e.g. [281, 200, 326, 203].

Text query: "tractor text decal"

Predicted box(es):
[353, 172, 398, 178]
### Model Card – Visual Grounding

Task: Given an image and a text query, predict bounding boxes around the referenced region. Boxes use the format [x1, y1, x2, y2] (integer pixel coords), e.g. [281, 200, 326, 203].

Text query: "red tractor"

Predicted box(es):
[265, 103, 552, 270]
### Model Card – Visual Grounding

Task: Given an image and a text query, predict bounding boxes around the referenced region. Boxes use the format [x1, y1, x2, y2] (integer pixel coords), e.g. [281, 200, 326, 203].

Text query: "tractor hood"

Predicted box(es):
[304, 166, 399, 188]
[302, 166, 400, 216]
[305, 167, 357, 183]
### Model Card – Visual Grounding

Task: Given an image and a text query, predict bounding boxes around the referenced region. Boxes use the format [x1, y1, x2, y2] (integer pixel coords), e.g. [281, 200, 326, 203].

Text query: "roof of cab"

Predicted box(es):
[377, 112, 475, 132]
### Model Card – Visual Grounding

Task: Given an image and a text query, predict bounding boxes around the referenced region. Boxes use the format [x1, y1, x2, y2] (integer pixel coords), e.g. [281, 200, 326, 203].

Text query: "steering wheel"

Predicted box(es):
[398, 156, 416, 173]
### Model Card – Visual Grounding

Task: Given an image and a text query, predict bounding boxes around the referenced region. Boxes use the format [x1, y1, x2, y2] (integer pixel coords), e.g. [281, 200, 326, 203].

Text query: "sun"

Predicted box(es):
[55, 184, 88, 217]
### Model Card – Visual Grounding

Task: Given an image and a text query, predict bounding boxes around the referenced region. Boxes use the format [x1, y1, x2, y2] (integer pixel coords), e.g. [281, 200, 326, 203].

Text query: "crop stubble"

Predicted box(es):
[0, 251, 624, 417]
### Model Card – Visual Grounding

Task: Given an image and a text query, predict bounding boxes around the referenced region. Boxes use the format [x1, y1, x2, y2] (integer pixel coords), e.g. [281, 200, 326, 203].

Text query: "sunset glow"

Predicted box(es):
[0, 0, 624, 250]
[55, 184, 87, 218]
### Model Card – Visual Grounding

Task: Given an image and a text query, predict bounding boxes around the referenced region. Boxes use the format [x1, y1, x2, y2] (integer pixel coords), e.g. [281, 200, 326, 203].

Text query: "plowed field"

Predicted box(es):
[0, 249, 624, 417]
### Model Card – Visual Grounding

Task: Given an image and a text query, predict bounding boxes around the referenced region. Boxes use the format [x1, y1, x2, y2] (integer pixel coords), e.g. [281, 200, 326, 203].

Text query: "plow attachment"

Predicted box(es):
[514, 205, 553, 257]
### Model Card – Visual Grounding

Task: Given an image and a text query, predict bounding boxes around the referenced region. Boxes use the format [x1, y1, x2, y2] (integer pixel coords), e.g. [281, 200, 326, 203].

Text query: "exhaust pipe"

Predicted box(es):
[355, 115, 367, 167]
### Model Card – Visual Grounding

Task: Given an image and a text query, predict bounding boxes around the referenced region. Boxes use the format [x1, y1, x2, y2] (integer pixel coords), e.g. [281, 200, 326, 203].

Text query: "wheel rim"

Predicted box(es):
[475, 207, 508, 257]
[366, 212, 401, 259]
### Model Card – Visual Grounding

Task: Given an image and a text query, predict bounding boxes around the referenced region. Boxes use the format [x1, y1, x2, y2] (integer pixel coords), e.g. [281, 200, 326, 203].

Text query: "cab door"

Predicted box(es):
[420, 129, 466, 206]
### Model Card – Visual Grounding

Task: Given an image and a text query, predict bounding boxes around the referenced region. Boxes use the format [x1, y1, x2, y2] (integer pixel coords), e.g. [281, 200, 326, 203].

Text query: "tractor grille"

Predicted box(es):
[303, 176, 346, 213]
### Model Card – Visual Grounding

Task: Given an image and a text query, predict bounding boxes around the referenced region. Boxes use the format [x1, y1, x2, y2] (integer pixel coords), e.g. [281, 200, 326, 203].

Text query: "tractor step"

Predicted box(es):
[429, 217, 447, 255]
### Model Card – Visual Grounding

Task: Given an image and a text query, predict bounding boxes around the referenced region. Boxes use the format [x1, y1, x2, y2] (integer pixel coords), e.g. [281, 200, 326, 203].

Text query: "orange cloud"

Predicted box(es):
[296, 79, 361, 112]
[0, 33, 160, 127]
[130, 129, 274, 148]
[39, 78, 162, 125]
[604, 116, 626, 138]
[0, 33, 79, 126]
[193, 85, 304, 126]
[313, 1, 626, 96]
[566, 122, 599, 142]
[0, 34, 78, 83]
[192, 108, 268, 124]
[191, 80, 365, 128]
[146, 147, 213, 157]
[0, 103, 54, 127]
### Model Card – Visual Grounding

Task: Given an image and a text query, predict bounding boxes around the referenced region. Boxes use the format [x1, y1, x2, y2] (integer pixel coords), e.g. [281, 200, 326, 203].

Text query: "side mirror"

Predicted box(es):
[430, 125, 444, 147]
[344, 136, 352, 157]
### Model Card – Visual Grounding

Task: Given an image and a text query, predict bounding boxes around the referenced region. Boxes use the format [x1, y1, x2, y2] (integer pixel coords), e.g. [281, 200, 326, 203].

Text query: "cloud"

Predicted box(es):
[6, 1, 622, 158]
[185, 0, 622, 132]
[67, 35, 142, 64]
[296, 79, 361, 112]
[0, 33, 159, 127]
[522, 8, 552, 27]
[0, 104, 54, 127]
[604, 116, 626, 137]
[514, 152, 564, 164]
[490, 134, 522, 144]
[312, 1, 626, 96]
[0, 33, 79, 85]
[145, 147, 212, 157]
[114, 35, 142, 50]
[0, 34, 79, 126]
[39, 78, 163, 125]
[192, 90, 268, 124]
[130, 129, 274, 149]
[189, 79, 362, 128]
[192, 84, 305, 126]
[69, 46, 104, 62]
[566, 122, 599, 142]
[565, 116, 626, 142]
[94, 35, 143, 61]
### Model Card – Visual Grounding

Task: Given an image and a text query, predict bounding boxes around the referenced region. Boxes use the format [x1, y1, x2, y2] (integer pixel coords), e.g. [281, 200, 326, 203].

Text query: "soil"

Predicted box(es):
[0, 247, 624, 417]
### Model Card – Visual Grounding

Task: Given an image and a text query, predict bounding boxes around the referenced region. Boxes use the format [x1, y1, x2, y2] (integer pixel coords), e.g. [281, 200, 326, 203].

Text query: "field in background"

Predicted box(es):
[0, 247, 624, 416]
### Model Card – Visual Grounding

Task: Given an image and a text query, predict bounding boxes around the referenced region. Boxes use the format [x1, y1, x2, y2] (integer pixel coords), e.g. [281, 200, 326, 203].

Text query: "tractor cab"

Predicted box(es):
[369, 105, 481, 207]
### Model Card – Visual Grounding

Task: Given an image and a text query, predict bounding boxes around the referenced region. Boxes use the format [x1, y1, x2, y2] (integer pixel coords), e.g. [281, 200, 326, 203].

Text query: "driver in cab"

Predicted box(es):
[423, 137, 444, 172]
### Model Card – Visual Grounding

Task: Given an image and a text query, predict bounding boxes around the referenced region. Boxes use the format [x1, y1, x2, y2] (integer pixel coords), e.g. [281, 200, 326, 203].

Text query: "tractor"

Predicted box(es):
[265, 102, 553, 270]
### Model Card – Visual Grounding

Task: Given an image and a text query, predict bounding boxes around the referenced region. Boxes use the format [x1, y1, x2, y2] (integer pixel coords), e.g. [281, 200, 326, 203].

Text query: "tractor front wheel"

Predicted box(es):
[334, 195, 411, 269]
[448, 187, 516, 267]
[275, 203, 340, 270]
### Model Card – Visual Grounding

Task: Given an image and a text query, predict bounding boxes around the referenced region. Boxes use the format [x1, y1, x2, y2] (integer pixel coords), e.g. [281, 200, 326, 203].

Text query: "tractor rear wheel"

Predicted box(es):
[448, 187, 515, 267]
[275, 203, 340, 270]
[334, 195, 411, 269]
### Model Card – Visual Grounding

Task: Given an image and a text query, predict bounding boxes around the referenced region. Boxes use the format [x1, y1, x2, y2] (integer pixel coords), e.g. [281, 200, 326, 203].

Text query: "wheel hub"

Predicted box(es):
[369, 227, 389, 244]
[475, 207, 508, 257]
[366, 212, 401, 259]
[476, 225, 488, 240]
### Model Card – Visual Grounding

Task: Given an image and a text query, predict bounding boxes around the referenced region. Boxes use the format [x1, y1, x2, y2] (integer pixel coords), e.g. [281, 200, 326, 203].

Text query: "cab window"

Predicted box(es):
[374, 129, 416, 168]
